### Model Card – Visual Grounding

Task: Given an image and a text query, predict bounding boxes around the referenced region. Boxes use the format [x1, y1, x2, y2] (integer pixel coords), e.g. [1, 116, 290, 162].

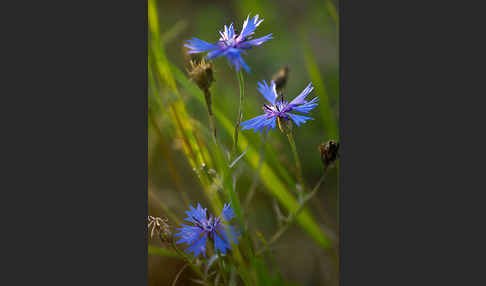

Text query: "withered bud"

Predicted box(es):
[147, 216, 171, 243]
[272, 66, 289, 94]
[319, 140, 340, 168]
[183, 45, 201, 66]
[277, 117, 293, 134]
[187, 58, 214, 92]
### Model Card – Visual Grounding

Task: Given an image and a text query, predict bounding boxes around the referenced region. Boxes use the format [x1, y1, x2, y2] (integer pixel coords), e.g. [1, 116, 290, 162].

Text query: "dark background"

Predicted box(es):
[2, 0, 486, 285]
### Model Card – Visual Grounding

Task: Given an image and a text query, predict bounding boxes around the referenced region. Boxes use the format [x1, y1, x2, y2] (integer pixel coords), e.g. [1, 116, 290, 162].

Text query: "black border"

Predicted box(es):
[7, 0, 484, 284]
[7, 0, 148, 284]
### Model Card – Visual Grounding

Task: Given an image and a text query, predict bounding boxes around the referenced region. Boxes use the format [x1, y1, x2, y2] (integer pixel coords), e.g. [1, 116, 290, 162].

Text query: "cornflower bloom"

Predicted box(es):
[240, 80, 319, 133]
[175, 202, 240, 258]
[184, 14, 273, 72]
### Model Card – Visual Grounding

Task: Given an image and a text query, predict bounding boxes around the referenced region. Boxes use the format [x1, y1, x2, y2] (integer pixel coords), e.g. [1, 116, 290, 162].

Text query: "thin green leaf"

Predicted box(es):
[303, 39, 339, 140]
[148, 245, 180, 258]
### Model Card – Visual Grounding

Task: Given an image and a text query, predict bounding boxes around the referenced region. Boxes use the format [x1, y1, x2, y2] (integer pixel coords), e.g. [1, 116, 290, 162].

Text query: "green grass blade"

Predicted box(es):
[325, 0, 339, 29]
[148, 245, 180, 258]
[303, 40, 339, 140]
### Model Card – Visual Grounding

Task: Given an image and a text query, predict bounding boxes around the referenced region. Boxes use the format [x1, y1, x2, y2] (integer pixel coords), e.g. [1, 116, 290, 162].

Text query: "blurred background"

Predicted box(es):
[148, 0, 339, 285]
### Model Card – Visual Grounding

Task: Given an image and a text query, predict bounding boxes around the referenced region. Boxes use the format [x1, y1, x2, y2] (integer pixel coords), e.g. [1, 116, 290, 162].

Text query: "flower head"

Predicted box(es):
[184, 14, 273, 72]
[187, 58, 214, 91]
[174, 202, 240, 258]
[147, 216, 171, 243]
[319, 140, 340, 169]
[240, 80, 319, 133]
[272, 66, 289, 95]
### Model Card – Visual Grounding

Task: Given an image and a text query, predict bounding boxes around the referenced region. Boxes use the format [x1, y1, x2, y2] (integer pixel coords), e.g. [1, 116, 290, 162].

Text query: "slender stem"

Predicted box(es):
[171, 237, 187, 259]
[172, 263, 189, 286]
[256, 166, 329, 256]
[287, 132, 304, 189]
[203, 88, 217, 142]
[170, 237, 205, 279]
[232, 70, 245, 156]
[217, 258, 228, 286]
[244, 132, 268, 209]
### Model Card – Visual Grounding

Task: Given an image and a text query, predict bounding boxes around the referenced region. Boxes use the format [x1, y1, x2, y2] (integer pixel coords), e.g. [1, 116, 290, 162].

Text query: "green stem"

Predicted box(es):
[287, 132, 304, 189]
[170, 236, 207, 278]
[217, 258, 228, 286]
[244, 132, 268, 210]
[171, 263, 189, 286]
[256, 166, 329, 256]
[203, 88, 217, 142]
[232, 70, 245, 156]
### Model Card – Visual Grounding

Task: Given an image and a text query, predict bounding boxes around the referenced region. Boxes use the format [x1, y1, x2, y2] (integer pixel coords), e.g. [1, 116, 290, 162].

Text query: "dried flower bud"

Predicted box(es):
[183, 45, 201, 66]
[147, 216, 171, 243]
[277, 117, 293, 134]
[319, 140, 340, 168]
[187, 58, 214, 92]
[272, 66, 289, 94]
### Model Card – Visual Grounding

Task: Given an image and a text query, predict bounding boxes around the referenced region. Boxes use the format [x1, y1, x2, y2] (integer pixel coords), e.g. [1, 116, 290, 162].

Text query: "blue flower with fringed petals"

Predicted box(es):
[240, 80, 319, 133]
[184, 14, 273, 72]
[175, 202, 240, 258]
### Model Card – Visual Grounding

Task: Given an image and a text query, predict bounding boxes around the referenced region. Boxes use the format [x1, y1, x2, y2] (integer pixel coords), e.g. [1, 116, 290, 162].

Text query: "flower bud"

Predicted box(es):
[319, 140, 340, 168]
[272, 66, 289, 95]
[183, 45, 201, 66]
[188, 58, 214, 92]
[147, 216, 171, 243]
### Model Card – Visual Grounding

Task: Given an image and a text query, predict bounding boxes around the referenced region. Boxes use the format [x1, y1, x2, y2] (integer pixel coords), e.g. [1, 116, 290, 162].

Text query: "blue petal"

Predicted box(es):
[206, 47, 226, 59]
[213, 232, 231, 255]
[260, 116, 276, 133]
[184, 203, 207, 224]
[174, 224, 203, 245]
[288, 82, 314, 106]
[241, 114, 268, 130]
[221, 202, 235, 221]
[216, 224, 240, 244]
[292, 97, 319, 114]
[288, 113, 314, 127]
[239, 33, 273, 48]
[225, 49, 250, 72]
[184, 38, 219, 54]
[257, 80, 278, 105]
[241, 114, 276, 133]
[219, 23, 235, 41]
[257, 116, 277, 133]
[185, 232, 208, 258]
[237, 14, 264, 41]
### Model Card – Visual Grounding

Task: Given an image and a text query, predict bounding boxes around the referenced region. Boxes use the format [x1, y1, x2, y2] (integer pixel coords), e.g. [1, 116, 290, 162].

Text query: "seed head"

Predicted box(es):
[319, 140, 340, 169]
[272, 66, 289, 94]
[147, 216, 171, 243]
[187, 58, 214, 92]
[183, 45, 201, 65]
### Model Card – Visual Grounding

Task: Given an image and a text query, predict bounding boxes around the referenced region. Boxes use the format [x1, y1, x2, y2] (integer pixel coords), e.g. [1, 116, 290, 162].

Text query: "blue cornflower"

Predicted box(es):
[175, 202, 240, 258]
[240, 80, 319, 133]
[184, 14, 273, 72]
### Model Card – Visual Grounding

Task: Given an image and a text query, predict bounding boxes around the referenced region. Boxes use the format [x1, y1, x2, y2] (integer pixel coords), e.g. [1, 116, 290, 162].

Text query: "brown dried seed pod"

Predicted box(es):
[272, 66, 289, 94]
[319, 140, 340, 168]
[147, 215, 171, 242]
[187, 58, 214, 92]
